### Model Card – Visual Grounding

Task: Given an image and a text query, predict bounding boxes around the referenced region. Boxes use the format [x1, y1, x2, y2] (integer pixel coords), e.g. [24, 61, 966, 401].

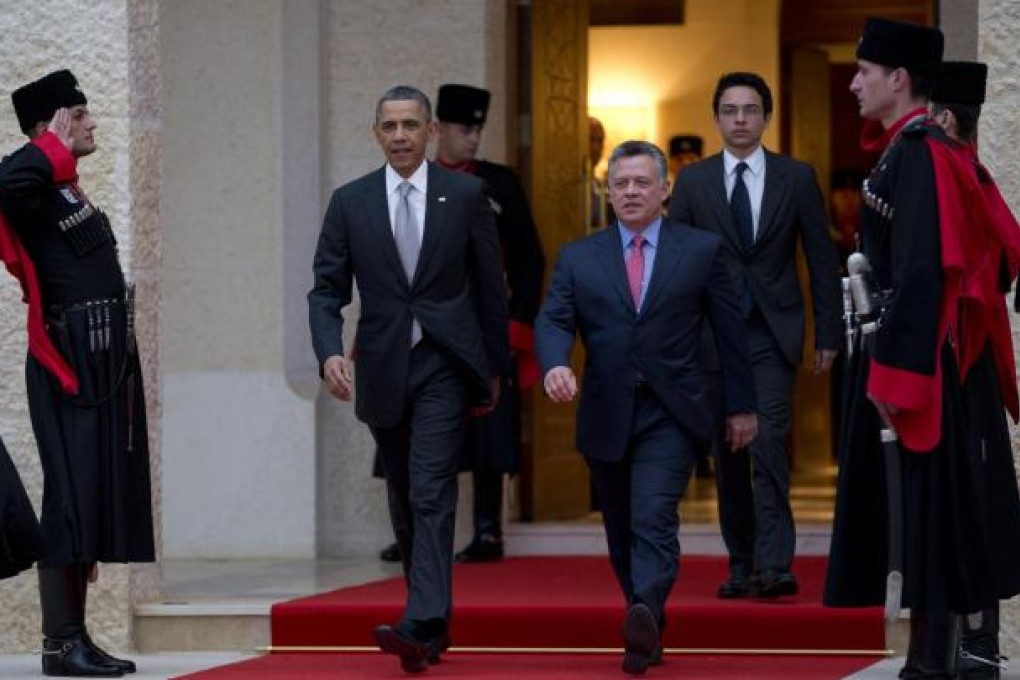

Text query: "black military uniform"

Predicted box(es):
[436, 85, 545, 562]
[930, 59, 1020, 679]
[825, 21, 1020, 680]
[0, 70, 154, 677]
[0, 435, 43, 579]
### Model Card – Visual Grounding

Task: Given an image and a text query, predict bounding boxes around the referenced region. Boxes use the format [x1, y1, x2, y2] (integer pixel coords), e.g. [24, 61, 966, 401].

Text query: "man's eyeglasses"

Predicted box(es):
[718, 104, 764, 118]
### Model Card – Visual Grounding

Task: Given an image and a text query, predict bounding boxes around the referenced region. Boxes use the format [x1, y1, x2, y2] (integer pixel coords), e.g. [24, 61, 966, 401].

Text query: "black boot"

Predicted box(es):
[77, 565, 136, 674]
[901, 607, 959, 679]
[901, 610, 928, 678]
[81, 633, 135, 675]
[42, 635, 123, 677]
[959, 607, 1003, 679]
[38, 565, 123, 677]
[456, 472, 505, 563]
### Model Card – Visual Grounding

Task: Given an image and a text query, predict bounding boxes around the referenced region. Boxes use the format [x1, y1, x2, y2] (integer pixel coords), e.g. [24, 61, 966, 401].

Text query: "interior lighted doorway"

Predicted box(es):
[520, 0, 938, 524]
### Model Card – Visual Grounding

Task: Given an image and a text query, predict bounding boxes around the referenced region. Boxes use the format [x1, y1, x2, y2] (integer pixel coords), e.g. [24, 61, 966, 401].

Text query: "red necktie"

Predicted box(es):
[626, 233, 645, 309]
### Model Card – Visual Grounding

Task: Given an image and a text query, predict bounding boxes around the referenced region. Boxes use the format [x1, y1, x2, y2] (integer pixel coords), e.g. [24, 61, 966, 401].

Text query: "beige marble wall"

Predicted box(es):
[979, 0, 1020, 658]
[0, 0, 161, 653]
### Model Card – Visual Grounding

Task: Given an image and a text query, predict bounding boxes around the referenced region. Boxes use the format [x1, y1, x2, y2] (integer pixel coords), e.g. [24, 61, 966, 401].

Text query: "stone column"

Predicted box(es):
[978, 0, 1020, 657]
[160, 0, 317, 559]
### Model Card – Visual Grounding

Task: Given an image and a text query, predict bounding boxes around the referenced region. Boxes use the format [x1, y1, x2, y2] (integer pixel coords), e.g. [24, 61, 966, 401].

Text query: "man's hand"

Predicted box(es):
[725, 412, 758, 451]
[323, 354, 353, 401]
[471, 376, 501, 417]
[46, 108, 73, 150]
[543, 366, 578, 403]
[813, 349, 837, 375]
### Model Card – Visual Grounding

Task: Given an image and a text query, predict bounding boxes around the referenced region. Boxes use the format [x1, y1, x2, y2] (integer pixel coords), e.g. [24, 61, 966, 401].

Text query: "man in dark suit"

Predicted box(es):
[667, 72, 841, 600]
[536, 140, 757, 675]
[308, 85, 508, 674]
[376, 84, 544, 566]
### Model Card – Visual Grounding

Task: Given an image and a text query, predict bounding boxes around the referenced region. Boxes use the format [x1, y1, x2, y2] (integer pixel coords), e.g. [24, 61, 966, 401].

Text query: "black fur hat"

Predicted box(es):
[11, 70, 87, 134]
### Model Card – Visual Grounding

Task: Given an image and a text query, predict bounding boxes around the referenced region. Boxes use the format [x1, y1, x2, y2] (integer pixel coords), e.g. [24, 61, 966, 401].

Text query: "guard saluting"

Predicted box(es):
[825, 19, 1020, 680]
[0, 70, 154, 677]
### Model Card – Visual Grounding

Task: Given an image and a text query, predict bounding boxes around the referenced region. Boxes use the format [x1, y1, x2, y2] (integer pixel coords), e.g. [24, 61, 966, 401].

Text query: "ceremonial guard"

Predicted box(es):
[0, 70, 154, 677]
[825, 20, 1020, 680]
[435, 84, 544, 562]
[929, 59, 1020, 679]
[0, 435, 43, 580]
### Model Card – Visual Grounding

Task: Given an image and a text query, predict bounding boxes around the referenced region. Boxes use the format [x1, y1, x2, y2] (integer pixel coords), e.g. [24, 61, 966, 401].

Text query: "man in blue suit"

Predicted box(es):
[535, 140, 758, 675]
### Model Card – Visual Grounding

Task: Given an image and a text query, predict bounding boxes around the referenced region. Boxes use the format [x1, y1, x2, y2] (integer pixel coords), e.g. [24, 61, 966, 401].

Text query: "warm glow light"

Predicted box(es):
[588, 89, 658, 177]
[589, 89, 651, 109]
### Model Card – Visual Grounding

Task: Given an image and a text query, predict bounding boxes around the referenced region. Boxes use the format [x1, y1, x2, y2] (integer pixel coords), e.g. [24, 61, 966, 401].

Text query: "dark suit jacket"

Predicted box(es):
[473, 160, 545, 324]
[667, 150, 841, 366]
[535, 220, 756, 462]
[308, 162, 509, 428]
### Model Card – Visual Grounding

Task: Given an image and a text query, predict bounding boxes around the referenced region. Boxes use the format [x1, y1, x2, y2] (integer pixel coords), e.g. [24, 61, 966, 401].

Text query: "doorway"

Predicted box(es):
[520, 0, 937, 525]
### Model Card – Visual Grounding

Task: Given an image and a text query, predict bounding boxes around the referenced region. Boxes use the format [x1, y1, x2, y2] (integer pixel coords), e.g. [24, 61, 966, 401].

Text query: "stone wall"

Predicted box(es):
[979, 0, 1020, 658]
[0, 0, 161, 653]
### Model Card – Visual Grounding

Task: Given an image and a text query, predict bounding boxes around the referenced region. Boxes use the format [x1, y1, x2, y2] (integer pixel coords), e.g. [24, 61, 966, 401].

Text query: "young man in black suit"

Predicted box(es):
[667, 73, 842, 600]
[308, 85, 508, 674]
[537, 140, 757, 675]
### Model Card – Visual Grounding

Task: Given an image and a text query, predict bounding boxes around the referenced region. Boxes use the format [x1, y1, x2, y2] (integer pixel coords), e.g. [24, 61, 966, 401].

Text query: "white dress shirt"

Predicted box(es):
[385, 161, 428, 241]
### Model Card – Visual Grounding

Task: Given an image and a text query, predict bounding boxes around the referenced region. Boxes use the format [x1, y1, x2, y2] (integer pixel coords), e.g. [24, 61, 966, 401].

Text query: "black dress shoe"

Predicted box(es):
[425, 632, 452, 664]
[717, 576, 751, 599]
[379, 542, 402, 563]
[374, 625, 428, 674]
[83, 633, 136, 674]
[753, 571, 799, 599]
[42, 635, 124, 677]
[454, 535, 504, 563]
[621, 603, 659, 676]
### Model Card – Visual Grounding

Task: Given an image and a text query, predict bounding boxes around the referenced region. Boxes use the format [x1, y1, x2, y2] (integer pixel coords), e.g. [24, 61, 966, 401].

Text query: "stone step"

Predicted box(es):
[135, 523, 834, 652]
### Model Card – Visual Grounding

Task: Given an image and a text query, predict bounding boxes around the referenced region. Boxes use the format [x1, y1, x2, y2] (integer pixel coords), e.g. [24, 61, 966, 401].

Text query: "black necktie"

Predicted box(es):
[731, 161, 753, 250]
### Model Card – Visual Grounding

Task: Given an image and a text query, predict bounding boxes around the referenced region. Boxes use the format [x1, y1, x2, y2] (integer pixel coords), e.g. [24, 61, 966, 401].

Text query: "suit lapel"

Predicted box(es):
[640, 222, 690, 316]
[593, 225, 635, 312]
[415, 162, 445, 286]
[706, 155, 744, 251]
[757, 152, 788, 248]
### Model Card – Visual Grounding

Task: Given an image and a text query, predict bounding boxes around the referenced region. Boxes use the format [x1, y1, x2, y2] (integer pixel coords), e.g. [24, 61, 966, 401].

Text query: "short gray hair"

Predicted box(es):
[375, 85, 432, 125]
[607, 141, 668, 183]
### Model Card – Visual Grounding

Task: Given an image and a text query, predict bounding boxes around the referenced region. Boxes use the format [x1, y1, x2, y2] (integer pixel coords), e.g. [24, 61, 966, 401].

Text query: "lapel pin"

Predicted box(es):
[438, 196, 447, 202]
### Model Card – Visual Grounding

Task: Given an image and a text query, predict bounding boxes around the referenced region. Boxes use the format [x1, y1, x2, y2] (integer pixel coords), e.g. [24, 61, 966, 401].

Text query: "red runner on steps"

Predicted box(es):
[271, 556, 883, 652]
[178, 651, 878, 678]
[176, 556, 884, 678]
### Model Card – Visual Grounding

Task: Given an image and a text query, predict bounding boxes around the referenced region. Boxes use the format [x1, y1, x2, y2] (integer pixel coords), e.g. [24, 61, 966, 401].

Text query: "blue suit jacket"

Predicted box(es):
[535, 220, 755, 462]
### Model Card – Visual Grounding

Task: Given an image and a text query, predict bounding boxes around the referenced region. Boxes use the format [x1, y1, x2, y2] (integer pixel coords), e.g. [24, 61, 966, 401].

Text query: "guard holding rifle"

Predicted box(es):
[825, 18, 1020, 680]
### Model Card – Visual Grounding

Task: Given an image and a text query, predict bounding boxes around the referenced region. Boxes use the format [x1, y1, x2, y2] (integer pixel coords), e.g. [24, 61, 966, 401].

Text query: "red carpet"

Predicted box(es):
[177, 651, 877, 678]
[271, 556, 883, 652]
[178, 556, 884, 678]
